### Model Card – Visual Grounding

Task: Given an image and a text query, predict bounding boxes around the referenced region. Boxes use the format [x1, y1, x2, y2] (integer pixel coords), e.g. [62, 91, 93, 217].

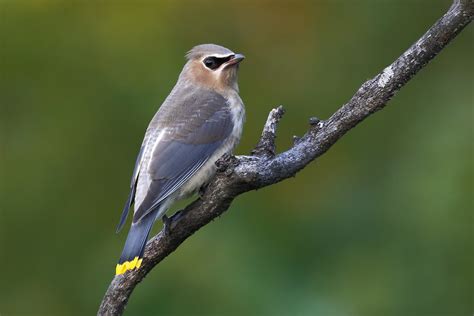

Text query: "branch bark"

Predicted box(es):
[98, 1, 473, 314]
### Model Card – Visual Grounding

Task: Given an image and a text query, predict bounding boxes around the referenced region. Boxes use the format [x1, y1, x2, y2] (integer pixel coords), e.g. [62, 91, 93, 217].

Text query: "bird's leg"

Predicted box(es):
[170, 209, 184, 221]
[198, 182, 209, 198]
[162, 214, 172, 236]
[162, 210, 187, 236]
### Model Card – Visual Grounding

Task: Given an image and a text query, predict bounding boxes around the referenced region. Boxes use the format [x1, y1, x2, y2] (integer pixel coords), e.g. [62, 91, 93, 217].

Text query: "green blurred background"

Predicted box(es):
[1, 0, 472, 315]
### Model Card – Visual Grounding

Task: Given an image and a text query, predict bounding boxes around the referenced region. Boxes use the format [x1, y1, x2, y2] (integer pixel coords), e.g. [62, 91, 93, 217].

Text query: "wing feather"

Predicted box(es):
[116, 145, 145, 232]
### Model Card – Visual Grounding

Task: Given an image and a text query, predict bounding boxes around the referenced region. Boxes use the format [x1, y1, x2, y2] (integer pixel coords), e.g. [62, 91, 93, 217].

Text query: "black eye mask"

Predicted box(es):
[203, 55, 233, 70]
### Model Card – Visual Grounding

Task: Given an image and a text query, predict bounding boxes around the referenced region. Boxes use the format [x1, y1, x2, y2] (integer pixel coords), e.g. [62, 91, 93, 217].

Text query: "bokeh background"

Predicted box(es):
[1, 0, 472, 315]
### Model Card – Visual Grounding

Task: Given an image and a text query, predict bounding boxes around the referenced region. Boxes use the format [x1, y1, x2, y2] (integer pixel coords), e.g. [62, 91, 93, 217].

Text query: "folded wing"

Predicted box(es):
[132, 88, 234, 223]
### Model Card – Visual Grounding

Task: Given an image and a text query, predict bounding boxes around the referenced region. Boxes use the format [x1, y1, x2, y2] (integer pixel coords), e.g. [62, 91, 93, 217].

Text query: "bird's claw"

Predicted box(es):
[198, 182, 209, 197]
[162, 214, 172, 236]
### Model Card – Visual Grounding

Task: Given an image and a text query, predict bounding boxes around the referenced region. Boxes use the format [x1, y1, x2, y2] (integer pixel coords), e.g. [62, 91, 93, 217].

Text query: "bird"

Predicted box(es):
[115, 44, 245, 275]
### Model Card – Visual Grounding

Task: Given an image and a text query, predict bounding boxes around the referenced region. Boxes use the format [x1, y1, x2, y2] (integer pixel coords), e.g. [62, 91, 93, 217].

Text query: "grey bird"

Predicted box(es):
[115, 44, 245, 275]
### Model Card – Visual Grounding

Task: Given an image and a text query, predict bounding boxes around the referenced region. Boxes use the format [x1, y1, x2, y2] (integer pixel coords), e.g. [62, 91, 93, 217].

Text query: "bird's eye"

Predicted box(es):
[203, 57, 219, 70]
[203, 55, 233, 70]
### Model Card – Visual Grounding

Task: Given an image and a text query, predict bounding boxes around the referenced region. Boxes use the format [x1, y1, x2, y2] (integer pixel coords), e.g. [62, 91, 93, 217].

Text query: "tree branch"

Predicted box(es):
[98, 1, 473, 314]
[251, 105, 285, 157]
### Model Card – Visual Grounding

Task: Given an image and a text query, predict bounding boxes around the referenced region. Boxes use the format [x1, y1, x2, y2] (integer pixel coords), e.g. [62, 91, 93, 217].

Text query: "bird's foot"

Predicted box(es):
[162, 210, 186, 236]
[162, 214, 172, 236]
[198, 182, 209, 198]
[171, 209, 185, 221]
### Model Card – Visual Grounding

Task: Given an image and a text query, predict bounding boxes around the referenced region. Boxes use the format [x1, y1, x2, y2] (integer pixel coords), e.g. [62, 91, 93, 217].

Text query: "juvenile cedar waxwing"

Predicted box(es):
[115, 44, 245, 275]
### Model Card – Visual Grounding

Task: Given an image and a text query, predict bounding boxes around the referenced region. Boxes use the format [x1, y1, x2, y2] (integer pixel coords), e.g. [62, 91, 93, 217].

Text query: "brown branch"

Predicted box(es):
[98, 1, 473, 315]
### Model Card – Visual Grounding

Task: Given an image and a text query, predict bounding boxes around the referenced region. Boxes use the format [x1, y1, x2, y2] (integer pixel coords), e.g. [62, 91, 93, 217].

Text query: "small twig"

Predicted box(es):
[251, 105, 285, 157]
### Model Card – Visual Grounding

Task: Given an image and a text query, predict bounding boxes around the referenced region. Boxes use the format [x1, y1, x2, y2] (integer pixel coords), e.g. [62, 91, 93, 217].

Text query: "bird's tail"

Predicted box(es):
[115, 211, 156, 275]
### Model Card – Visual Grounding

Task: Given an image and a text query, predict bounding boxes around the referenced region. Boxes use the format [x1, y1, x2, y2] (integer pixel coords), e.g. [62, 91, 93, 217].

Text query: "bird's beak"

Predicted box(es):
[224, 53, 245, 68]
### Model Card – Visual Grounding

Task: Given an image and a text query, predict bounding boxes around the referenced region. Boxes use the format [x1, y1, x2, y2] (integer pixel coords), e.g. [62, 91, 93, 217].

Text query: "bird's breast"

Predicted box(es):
[227, 92, 245, 145]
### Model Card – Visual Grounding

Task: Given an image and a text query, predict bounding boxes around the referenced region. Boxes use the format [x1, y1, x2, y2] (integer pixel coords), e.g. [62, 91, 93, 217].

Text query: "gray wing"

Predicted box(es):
[132, 88, 234, 223]
[117, 123, 158, 232]
[116, 144, 144, 232]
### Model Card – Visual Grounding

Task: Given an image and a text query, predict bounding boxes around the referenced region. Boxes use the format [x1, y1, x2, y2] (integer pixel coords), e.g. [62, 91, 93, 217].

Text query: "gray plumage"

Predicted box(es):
[186, 44, 234, 60]
[115, 44, 245, 272]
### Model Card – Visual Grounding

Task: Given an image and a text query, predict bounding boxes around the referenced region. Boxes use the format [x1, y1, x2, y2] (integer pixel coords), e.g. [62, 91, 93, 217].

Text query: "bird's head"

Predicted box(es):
[181, 44, 245, 92]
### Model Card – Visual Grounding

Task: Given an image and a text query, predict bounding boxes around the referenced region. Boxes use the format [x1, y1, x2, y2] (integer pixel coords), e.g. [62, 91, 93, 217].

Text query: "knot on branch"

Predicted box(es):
[252, 106, 286, 158]
[309, 117, 325, 135]
[309, 117, 320, 126]
[295, 117, 324, 145]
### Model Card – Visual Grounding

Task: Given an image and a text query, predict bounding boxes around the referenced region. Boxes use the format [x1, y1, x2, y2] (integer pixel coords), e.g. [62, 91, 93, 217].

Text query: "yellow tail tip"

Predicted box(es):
[115, 257, 143, 275]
